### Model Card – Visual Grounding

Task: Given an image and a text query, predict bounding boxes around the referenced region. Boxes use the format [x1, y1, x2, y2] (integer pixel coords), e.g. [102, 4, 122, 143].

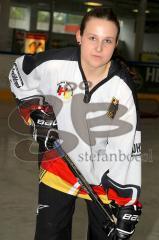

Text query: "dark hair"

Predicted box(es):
[80, 8, 120, 42]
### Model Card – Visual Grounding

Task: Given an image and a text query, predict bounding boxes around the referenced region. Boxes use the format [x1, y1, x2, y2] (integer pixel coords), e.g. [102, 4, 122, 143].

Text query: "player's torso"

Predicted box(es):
[34, 49, 132, 185]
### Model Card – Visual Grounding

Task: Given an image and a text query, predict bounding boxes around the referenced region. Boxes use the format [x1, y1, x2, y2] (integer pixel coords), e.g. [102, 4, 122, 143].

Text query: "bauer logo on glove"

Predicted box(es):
[37, 118, 57, 127]
[30, 109, 58, 148]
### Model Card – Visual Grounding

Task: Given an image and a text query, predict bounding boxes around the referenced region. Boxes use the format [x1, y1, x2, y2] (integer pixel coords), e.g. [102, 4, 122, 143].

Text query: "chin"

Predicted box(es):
[90, 57, 108, 67]
[89, 61, 106, 69]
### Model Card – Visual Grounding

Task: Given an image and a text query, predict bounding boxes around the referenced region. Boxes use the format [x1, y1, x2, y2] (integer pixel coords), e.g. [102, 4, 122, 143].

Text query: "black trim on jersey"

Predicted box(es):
[89, 60, 120, 96]
[118, 66, 140, 131]
[22, 47, 79, 75]
[101, 172, 141, 200]
[77, 50, 121, 103]
[77, 48, 90, 103]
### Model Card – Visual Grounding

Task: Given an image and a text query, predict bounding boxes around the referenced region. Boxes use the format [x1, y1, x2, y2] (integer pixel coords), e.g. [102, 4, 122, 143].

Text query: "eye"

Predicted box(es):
[103, 39, 112, 44]
[88, 36, 96, 41]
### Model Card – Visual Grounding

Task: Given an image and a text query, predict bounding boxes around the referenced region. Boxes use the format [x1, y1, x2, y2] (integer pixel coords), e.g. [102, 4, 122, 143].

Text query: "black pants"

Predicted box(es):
[34, 183, 110, 240]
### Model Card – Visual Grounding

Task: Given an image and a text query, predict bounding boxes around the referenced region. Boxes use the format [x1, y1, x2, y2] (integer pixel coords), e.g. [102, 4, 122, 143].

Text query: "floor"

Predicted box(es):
[0, 101, 159, 240]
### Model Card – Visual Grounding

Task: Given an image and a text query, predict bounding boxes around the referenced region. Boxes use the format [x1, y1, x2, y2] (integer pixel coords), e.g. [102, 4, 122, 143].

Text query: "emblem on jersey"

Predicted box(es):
[107, 97, 119, 119]
[57, 81, 73, 100]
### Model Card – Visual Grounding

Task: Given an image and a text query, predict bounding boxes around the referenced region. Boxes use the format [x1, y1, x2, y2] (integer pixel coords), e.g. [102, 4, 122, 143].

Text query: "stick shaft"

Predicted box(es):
[54, 141, 116, 223]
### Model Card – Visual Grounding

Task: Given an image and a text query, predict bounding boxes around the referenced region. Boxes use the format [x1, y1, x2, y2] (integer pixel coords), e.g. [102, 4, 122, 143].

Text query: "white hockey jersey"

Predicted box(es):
[9, 47, 141, 206]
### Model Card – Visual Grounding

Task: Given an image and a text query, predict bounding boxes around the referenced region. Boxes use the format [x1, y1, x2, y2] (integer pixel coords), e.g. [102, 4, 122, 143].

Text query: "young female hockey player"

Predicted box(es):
[9, 7, 142, 240]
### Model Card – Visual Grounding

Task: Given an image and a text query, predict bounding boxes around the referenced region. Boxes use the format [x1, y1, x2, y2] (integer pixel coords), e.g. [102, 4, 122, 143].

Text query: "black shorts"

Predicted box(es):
[34, 183, 111, 240]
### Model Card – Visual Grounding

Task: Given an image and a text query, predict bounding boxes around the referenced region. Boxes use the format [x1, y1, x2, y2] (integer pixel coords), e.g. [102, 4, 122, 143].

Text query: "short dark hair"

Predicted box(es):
[80, 8, 120, 42]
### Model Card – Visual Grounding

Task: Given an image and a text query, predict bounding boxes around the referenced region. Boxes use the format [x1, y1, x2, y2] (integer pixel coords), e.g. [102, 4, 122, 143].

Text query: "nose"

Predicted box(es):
[96, 41, 103, 52]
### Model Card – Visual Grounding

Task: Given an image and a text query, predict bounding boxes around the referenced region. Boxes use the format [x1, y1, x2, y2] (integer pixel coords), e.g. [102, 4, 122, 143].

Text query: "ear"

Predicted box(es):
[76, 30, 82, 44]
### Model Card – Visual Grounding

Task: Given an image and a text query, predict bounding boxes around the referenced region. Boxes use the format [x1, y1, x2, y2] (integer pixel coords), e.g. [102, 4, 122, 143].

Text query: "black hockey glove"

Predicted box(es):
[112, 204, 142, 239]
[30, 109, 58, 150]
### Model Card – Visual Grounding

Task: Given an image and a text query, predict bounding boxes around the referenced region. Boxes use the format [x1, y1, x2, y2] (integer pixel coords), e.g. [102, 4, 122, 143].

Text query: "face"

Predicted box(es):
[76, 17, 118, 69]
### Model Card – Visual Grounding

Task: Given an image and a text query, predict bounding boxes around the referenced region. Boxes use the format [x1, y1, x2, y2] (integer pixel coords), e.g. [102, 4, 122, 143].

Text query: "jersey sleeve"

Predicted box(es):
[9, 54, 44, 99]
[101, 77, 141, 206]
[9, 54, 49, 124]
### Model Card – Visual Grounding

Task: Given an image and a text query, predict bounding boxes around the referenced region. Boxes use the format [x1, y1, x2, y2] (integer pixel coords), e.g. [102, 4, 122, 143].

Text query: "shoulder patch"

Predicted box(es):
[10, 63, 23, 88]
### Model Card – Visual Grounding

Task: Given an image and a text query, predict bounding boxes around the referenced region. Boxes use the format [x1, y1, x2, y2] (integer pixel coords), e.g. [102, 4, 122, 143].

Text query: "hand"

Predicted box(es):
[114, 204, 142, 239]
[30, 109, 58, 149]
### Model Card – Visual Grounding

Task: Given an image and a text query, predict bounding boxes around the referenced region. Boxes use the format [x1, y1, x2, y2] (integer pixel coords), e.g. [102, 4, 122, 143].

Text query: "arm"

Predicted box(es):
[101, 77, 142, 239]
[9, 54, 58, 147]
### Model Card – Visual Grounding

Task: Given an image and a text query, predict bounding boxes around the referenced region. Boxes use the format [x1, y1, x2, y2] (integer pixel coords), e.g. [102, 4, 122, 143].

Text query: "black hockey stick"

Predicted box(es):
[45, 133, 118, 239]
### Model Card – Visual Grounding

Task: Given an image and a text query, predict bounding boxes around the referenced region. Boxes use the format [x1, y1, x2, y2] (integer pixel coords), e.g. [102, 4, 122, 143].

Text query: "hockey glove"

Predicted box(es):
[113, 204, 142, 239]
[30, 109, 58, 149]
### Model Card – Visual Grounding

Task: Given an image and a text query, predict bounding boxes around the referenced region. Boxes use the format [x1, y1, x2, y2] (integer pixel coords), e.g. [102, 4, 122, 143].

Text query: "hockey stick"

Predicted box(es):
[45, 132, 118, 238]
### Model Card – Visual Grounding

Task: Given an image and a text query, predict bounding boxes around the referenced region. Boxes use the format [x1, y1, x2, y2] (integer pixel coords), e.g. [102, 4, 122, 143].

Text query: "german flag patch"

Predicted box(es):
[107, 97, 119, 119]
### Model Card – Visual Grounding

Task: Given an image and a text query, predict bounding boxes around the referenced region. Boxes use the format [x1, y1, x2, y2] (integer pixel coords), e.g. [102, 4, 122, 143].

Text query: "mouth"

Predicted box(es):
[92, 54, 102, 59]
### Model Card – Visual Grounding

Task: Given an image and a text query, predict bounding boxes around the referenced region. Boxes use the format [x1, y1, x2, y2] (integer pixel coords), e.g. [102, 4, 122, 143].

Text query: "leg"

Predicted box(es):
[86, 199, 111, 240]
[34, 183, 76, 240]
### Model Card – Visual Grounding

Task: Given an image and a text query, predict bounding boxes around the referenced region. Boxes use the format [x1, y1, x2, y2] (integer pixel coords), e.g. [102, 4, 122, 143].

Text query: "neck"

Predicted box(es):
[81, 60, 111, 89]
